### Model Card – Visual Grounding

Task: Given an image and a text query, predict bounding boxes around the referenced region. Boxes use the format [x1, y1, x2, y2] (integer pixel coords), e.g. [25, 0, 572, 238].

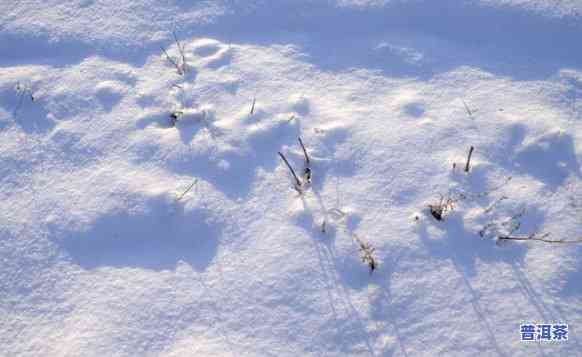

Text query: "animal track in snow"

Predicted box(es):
[95, 80, 128, 111]
[189, 39, 233, 69]
[402, 102, 426, 118]
[288, 94, 310, 115]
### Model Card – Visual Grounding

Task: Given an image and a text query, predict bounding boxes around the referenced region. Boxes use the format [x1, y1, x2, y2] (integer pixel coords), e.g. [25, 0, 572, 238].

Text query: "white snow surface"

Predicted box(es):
[1, 1, 582, 356]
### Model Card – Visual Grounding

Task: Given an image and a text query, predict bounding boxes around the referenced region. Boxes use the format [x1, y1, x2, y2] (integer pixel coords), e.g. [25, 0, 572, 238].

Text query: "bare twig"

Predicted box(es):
[483, 195, 509, 214]
[278, 152, 302, 188]
[176, 179, 198, 201]
[498, 234, 582, 244]
[455, 176, 512, 202]
[250, 97, 256, 115]
[462, 99, 474, 118]
[298, 137, 310, 166]
[298, 137, 312, 184]
[172, 31, 187, 69]
[161, 46, 183, 75]
[465, 146, 474, 173]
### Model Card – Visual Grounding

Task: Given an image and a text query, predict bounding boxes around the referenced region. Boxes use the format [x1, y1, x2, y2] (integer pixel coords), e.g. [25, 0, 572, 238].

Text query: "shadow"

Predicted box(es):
[512, 129, 581, 189]
[418, 213, 529, 277]
[95, 85, 123, 112]
[136, 111, 173, 129]
[0, 109, 10, 132]
[505, 124, 528, 153]
[46, 127, 103, 167]
[55, 195, 220, 271]
[0, 30, 153, 70]
[509, 261, 582, 354]
[4, 1, 579, 84]
[403, 102, 425, 118]
[366, 250, 411, 357]
[187, 1, 582, 81]
[458, 270, 510, 357]
[0, 33, 91, 68]
[164, 102, 355, 199]
[416, 207, 572, 354]
[205, 49, 233, 70]
[166, 120, 297, 199]
[285, 187, 375, 354]
[560, 245, 582, 297]
[307, 234, 377, 356]
[0, 89, 54, 134]
[510, 262, 563, 324]
[192, 273, 238, 355]
[552, 247, 582, 349]
[449, 159, 492, 202]
[175, 119, 213, 144]
[417, 215, 532, 355]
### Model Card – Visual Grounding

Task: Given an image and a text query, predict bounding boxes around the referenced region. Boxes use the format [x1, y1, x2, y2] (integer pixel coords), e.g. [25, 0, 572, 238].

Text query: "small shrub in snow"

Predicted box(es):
[480, 208, 582, 245]
[161, 31, 189, 75]
[354, 234, 377, 274]
[428, 176, 512, 221]
[428, 193, 465, 221]
[278, 137, 312, 193]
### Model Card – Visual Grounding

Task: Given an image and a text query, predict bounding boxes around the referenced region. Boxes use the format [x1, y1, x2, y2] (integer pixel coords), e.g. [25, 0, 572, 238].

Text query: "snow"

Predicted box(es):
[1, 1, 582, 356]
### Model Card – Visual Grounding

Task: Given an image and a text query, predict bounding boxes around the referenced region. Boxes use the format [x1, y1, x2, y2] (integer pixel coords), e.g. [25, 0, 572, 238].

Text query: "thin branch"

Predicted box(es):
[465, 146, 474, 173]
[173, 31, 185, 55]
[250, 97, 256, 115]
[172, 30, 187, 70]
[176, 179, 198, 201]
[298, 137, 310, 166]
[462, 99, 473, 118]
[498, 234, 582, 244]
[278, 152, 302, 187]
[161, 46, 183, 75]
[462, 176, 513, 201]
[483, 195, 508, 214]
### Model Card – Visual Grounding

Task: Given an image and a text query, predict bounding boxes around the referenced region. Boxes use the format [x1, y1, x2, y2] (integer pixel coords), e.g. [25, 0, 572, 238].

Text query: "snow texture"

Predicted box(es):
[1, 1, 582, 356]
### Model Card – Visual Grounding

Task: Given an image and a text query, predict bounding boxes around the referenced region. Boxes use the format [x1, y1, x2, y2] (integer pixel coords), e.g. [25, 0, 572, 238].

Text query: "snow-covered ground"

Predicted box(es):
[1, 1, 582, 356]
